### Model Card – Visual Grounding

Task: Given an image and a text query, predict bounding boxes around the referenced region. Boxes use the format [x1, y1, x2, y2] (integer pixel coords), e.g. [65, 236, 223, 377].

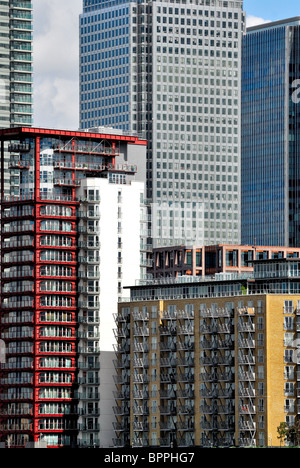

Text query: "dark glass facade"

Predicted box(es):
[288, 26, 300, 246]
[241, 19, 300, 247]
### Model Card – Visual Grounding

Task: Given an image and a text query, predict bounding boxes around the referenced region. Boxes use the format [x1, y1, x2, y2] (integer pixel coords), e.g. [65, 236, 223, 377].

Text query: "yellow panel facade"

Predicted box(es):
[115, 294, 300, 447]
[265, 296, 299, 447]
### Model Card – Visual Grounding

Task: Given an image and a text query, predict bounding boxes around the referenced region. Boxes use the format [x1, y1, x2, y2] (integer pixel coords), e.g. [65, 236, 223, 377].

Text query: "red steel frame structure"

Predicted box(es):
[0, 127, 146, 448]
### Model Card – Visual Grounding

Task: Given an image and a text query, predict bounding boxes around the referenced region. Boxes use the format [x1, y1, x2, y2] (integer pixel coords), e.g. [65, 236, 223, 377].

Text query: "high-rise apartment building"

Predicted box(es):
[80, 0, 245, 247]
[76, 176, 146, 448]
[114, 258, 300, 448]
[0, 0, 33, 128]
[0, 126, 147, 448]
[241, 17, 300, 247]
[0, 0, 33, 197]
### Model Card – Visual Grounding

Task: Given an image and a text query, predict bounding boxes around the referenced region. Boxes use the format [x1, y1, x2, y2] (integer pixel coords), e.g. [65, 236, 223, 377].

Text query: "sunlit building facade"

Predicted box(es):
[115, 258, 300, 447]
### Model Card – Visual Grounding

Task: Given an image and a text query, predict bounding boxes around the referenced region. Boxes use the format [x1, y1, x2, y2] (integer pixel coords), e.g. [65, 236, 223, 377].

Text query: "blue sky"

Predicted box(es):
[244, 0, 300, 22]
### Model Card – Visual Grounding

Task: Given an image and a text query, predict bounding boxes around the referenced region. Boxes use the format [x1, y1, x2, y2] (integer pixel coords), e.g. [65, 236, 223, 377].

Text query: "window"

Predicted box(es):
[258, 365, 264, 379]
[285, 366, 295, 380]
[257, 317, 264, 330]
[284, 300, 294, 314]
[257, 349, 264, 364]
[258, 415, 264, 430]
[284, 333, 294, 347]
[40, 220, 73, 232]
[40, 205, 72, 217]
[258, 398, 264, 412]
[285, 382, 295, 397]
[225, 249, 237, 266]
[284, 316, 294, 330]
[258, 382, 264, 396]
[285, 399, 295, 413]
[257, 333, 264, 347]
[258, 432, 265, 447]
[286, 415, 295, 427]
[284, 349, 294, 363]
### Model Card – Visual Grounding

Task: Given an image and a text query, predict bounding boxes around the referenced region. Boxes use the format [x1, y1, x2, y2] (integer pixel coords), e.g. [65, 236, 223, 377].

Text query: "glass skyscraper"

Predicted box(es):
[241, 17, 300, 247]
[80, 0, 245, 247]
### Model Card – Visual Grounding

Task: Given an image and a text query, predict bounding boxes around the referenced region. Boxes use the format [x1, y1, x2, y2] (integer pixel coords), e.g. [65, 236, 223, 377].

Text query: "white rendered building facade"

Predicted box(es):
[76, 177, 147, 448]
[80, 0, 245, 247]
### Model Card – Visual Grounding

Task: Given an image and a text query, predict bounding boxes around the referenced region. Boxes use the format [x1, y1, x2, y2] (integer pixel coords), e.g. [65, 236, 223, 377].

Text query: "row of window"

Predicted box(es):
[5, 357, 74, 369]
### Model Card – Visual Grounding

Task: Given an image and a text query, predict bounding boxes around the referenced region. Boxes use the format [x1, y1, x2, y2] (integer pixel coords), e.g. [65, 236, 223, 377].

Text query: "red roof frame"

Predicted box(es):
[0, 126, 147, 145]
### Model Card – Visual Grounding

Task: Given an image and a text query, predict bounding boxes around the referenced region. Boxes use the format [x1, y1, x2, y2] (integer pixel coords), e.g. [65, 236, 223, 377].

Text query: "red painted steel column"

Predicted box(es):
[34, 135, 40, 443]
[35, 137, 40, 202]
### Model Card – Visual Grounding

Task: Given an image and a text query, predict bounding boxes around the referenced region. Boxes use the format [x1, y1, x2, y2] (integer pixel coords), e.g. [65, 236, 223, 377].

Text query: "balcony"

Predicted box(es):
[77, 345, 100, 355]
[238, 337, 255, 349]
[3, 254, 34, 264]
[78, 423, 100, 432]
[239, 420, 256, 432]
[78, 256, 100, 265]
[113, 422, 129, 432]
[53, 178, 81, 187]
[77, 361, 100, 371]
[78, 376, 100, 386]
[132, 406, 149, 416]
[77, 210, 100, 220]
[113, 406, 130, 416]
[2, 239, 34, 249]
[159, 325, 177, 336]
[0, 422, 33, 432]
[132, 422, 149, 432]
[132, 374, 149, 384]
[2, 224, 34, 234]
[77, 225, 98, 235]
[76, 392, 99, 401]
[78, 271, 100, 280]
[178, 325, 194, 335]
[133, 326, 149, 337]
[159, 405, 177, 415]
[78, 301, 100, 310]
[2, 299, 34, 309]
[132, 358, 149, 368]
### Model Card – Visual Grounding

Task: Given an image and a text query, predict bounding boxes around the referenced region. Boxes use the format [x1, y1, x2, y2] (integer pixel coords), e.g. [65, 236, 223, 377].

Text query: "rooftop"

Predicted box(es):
[247, 16, 300, 33]
[0, 127, 147, 146]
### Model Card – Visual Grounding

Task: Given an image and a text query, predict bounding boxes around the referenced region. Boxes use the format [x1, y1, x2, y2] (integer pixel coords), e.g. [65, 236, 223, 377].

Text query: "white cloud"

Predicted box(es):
[246, 15, 271, 28]
[33, 0, 82, 130]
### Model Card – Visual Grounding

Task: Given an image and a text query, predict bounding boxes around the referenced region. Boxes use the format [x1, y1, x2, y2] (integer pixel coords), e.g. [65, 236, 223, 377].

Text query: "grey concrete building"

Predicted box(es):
[80, 0, 245, 247]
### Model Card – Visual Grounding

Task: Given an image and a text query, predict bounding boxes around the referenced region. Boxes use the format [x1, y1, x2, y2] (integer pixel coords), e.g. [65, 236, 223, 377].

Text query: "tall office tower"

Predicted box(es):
[80, 0, 245, 247]
[0, 126, 147, 448]
[0, 0, 33, 195]
[241, 17, 300, 247]
[114, 258, 300, 448]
